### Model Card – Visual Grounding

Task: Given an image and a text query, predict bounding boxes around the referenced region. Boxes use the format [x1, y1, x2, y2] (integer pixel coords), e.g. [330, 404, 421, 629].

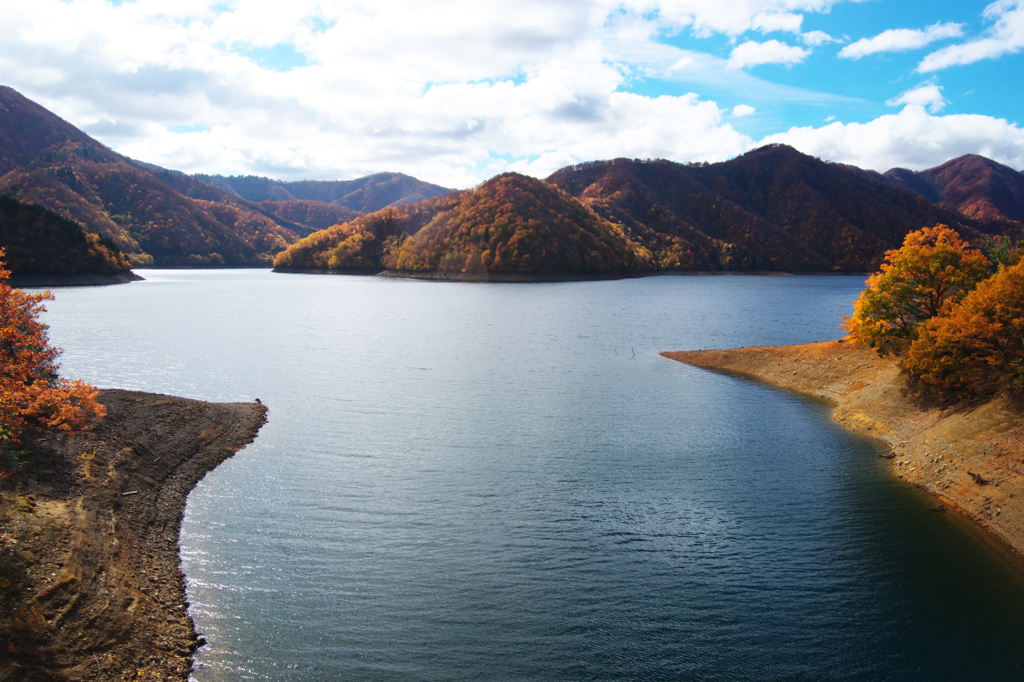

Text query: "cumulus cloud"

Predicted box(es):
[761, 106, 1024, 171]
[2, 0, 798, 186]
[839, 22, 964, 59]
[919, 0, 1024, 71]
[886, 84, 947, 113]
[0, 0, 1018, 187]
[0, 0, 854, 186]
[728, 40, 811, 68]
[799, 30, 838, 46]
[752, 12, 803, 34]
[647, 0, 839, 37]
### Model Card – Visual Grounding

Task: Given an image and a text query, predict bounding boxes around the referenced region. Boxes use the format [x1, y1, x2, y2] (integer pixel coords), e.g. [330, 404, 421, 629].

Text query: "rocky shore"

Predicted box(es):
[664, 341, 1024, 557]
[0, 390, 266, 681]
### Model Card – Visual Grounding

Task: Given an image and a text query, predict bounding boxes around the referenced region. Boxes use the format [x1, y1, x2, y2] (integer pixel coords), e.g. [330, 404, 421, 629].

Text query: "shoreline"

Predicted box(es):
[0, 389, 267, 680]
[9, 271, 144, 288]
[272, 267, 871, 282]
[663, 341, 1024, 558]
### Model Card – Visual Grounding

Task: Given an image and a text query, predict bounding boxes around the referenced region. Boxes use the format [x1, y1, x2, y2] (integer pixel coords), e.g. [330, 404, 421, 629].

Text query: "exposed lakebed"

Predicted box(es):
[40, 270, 1024, 681]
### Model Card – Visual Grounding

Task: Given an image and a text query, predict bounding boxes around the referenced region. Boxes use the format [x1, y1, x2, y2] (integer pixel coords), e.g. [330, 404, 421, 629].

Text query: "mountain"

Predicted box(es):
[0, 86, 313, 266]
[279, 146, 1017, 279]
[196, 172, 452, 213]
[0, 194, 134, 279]
[0, 87, 448, 267]
[275, 173, 651, 277]
[883, 155, 1024, 224]
[548, 145, 1008, 272]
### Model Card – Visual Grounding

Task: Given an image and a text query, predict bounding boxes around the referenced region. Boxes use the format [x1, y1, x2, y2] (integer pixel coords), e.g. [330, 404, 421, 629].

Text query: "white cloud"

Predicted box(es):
[886, 84, 947, 113]
[839, 22, 964, 59]
[752, 12, 803, 34]
[799, 30, 838, 46]
[649, 0, 839, 37]
[728, 40, 810, 68]
[0, 0, 855, 187]
[2, 0, 1019, 190]
[919, 0, 1024, 71]
[761, 106, 1024, 171]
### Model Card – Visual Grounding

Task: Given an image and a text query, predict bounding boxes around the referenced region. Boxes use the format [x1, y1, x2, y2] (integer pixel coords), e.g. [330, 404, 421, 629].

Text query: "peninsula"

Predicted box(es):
[664, 341, 1024, 557]
[0, 390, 267, 680]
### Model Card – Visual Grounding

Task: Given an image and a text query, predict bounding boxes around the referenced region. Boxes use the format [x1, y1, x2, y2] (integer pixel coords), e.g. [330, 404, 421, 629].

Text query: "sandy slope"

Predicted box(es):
[664, 340, 1024, 556]
[0, 390, 266, 681]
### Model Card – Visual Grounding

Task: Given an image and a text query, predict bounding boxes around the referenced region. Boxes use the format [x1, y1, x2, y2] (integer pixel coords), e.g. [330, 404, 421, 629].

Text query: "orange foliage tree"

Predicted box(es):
[904, 260, 1024, 396]
[0, 249, 105, 463]
[842, 226, 991, 355]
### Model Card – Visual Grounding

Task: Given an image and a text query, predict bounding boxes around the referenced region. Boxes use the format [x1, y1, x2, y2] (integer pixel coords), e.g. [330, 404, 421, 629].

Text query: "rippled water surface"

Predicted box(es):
[40, 270, 1024, 681]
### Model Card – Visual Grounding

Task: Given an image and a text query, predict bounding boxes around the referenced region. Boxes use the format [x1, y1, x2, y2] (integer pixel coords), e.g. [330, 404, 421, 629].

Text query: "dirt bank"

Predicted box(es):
[0, 390, 267, 681]
[664, 341, 1024, 556]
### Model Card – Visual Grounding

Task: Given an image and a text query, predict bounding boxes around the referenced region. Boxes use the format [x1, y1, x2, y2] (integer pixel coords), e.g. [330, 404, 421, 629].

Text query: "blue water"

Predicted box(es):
[39, 271, 1024, 681]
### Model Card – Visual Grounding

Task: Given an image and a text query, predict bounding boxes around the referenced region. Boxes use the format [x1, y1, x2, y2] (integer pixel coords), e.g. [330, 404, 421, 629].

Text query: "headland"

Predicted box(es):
[0, 390, 267, 681]
[664, 341, 1024, 557]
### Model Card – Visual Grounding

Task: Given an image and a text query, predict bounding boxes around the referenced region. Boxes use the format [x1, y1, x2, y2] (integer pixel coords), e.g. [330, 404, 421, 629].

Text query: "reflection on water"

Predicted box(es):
[40, 271, 1024, 681]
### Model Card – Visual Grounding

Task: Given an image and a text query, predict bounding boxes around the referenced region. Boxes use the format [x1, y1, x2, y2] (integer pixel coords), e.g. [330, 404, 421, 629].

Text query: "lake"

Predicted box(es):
[39, 270, 1024, 681]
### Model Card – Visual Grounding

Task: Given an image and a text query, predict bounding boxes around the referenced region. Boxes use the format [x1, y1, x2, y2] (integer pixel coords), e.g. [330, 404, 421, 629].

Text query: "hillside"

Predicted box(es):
[0, 194, 136, 282]
[197, 172, 452, 213]
[884, 155, 1024, 224]
[275, 173, 652, 278]
[548, 145, 1005, 272]
[0, 87, 311, 267]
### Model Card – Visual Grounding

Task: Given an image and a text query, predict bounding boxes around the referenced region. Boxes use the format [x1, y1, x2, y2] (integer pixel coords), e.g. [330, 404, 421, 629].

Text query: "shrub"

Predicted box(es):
[0, 249, 105, 464]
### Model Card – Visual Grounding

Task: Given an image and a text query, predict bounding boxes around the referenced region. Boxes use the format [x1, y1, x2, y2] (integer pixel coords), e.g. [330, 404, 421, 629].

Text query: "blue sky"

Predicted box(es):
[1, 0, 1022, 187]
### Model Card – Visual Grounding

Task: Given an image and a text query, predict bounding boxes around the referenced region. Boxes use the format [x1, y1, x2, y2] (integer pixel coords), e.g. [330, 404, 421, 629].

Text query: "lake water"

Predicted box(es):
[39, 270, 1024, 681]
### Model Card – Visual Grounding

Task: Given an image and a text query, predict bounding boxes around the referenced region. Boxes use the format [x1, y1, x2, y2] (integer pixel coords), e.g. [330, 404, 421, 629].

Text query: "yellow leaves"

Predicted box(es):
[904, 260, 1024, 395]
[843, 225, 990, 356]
[0, 249, 105, 455]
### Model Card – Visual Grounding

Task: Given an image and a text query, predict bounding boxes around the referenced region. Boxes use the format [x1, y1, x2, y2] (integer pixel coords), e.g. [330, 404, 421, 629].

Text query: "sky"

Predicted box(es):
[1, 0, 1023, 188]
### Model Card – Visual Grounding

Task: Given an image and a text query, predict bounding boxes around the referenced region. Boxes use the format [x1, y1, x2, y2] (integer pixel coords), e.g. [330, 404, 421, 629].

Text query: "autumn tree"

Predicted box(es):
[842, 226, 991, 355]
[903, 260, 1024, 397]
[0, 249, 105, 468]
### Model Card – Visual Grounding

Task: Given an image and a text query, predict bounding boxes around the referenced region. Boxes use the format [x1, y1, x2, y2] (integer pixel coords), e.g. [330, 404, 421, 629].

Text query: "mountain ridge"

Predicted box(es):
[0, 87, 452, 266]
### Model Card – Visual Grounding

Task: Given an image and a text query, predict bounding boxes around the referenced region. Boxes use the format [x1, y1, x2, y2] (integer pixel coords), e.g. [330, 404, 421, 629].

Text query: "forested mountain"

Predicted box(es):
[279, 146, 1018, 279]
[3, 86, 1019, 276]
[0, 87, 446, 267]
[883, 155, 1024, 224]
[196, 172, 452, 213]
[256, 200, 360, 232]
[0, 194, 133, 278]
[275, 173, 651, 277]
[548, 145, 1007, 272]
[0, 87, 310, 266]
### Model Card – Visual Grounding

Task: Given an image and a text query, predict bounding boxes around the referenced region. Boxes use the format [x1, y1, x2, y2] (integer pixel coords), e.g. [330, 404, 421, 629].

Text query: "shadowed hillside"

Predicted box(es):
[0, 194, 133, 279]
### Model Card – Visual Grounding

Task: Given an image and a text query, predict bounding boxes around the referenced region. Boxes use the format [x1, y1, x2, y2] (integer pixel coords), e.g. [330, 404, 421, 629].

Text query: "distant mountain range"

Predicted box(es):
[277, 146, 1021, 277]
[881, 154, 1024, 224]
[0, 87, 452, 266]
[1, 86, 1021, 276]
